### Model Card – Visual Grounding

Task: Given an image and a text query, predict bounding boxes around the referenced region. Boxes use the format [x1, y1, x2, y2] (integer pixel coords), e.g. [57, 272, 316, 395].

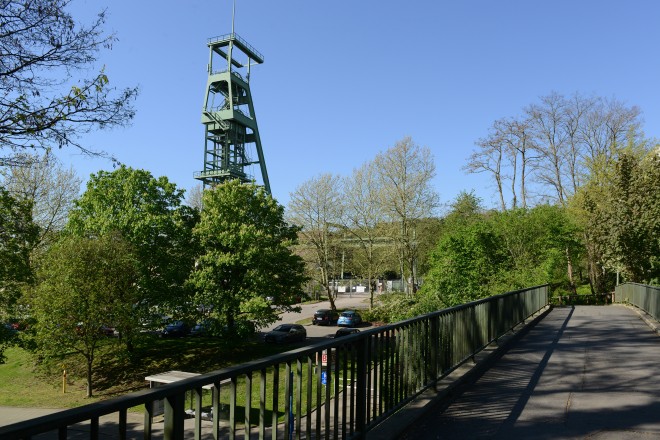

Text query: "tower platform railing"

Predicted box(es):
[207, 33, 264, 64]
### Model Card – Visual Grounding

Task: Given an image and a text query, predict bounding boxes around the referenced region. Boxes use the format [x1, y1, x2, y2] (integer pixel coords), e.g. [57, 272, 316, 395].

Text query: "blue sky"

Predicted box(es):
[61, 0, 660, 210]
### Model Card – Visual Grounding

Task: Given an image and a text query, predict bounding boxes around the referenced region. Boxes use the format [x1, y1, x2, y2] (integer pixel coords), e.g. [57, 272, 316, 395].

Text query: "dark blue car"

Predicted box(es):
[160, 320, 189, 337]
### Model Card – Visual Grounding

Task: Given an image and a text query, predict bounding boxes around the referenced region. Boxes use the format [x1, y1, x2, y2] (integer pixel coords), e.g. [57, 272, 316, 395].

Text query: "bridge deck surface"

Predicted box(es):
[398, 305, 660, 440]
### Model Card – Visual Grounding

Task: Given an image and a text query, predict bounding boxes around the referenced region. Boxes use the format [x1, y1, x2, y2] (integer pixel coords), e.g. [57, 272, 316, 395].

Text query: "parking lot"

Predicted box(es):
[261, 291, 372, 341]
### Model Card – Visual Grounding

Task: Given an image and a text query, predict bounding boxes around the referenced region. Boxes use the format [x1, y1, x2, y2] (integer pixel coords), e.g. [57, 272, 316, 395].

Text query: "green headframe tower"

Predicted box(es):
[194, 32, 271, 194]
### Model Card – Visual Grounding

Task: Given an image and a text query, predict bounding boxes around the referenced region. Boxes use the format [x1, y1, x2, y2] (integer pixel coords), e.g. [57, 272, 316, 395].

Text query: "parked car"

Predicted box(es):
[313, 309, 339, 326]
[100, 325, 116, 337]
[189, 321, 210, 337]
[2, 323, 17, 337]
[264, 324, 306, 344]
[160, 320, 189, 338]
[334, 328, 360, 338]
[337, 310, 362, 327]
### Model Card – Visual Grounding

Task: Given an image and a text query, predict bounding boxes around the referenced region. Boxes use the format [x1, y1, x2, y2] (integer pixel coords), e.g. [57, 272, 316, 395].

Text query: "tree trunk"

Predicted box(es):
[326, 284, 337, 311]
[566, 247, 576, 294]
[399, 255, 406, 296]
[496, 173, 506, 211]
[367, 276, 373, 309]
[86, 357, 93, 398]
[126, 334, 134, 353]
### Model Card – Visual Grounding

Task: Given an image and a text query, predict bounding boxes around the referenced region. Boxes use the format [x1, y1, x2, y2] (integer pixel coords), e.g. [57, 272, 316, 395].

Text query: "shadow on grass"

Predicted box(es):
[91, 334, 289, 395]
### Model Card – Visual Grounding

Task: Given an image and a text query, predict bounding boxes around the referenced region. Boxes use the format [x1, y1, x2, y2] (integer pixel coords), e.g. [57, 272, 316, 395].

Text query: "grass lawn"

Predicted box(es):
[0, 333, 292, 408]
[0, 347, 96, 408]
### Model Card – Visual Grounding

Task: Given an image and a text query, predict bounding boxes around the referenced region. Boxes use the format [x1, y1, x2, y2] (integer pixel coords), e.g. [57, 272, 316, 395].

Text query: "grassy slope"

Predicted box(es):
[0, 347, 91, 407]
[0, 334, 286, 408]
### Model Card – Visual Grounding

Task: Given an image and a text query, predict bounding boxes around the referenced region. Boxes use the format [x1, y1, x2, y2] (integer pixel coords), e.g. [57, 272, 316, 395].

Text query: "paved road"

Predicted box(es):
[398, 305, 660, 440]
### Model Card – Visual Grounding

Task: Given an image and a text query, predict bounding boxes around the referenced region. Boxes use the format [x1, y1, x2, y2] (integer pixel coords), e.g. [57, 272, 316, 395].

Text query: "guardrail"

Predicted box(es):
[0, 285, 548, 440]
[615, 282, 660, 321]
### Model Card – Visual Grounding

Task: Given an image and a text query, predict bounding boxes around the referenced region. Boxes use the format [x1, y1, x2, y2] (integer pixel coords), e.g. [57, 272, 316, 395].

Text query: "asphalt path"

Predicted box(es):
[398, 305, 660, 440]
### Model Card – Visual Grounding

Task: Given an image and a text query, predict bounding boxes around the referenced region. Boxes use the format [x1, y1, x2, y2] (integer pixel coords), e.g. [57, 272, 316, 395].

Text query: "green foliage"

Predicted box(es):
[446, 190, 484, 224]
[360, 293, 421, 323]
[0, 188, 38, 307]
[422, 220, 508, 307]
[31, 234, 140, 397]
[582, 150, 660, 283]
[189, 180, 307, 331]
[421, 201, 581, 308]
[0, 188, 38, 362]
[67, 166, 198, 319]
[491, 205, 581, 291]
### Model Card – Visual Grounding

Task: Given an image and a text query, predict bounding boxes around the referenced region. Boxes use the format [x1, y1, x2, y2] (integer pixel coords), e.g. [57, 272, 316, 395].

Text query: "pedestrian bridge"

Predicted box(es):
[390, 304, 660, 439]
[1, 283, 659, 439]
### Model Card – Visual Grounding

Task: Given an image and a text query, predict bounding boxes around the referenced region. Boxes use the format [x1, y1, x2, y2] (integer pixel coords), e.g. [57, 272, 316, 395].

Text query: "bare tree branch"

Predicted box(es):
[0, 0, 138, 164]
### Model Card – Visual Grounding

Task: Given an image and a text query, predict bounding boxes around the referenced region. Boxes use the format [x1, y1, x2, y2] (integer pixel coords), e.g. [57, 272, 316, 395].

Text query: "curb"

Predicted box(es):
[621, 303, 660, 335]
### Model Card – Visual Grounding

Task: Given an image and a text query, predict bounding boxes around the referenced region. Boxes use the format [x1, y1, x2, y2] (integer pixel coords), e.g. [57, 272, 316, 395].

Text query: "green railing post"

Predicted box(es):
[164, 392, 184, 440]
[354, 336, 368, 439]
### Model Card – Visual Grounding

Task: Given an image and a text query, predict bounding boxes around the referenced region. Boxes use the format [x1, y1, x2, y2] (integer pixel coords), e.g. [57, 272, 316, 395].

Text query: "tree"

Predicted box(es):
[466, 118, 537, 210]
[0, 0, 138, 165]
[467, 93, 646, 292]
[189, 180, 306, 332]
[32, 234, 139, 397]
[1, 152, 81, 249]
[582, 150, 660, 284]
[465, 125, 507, 210]
[445, 190, 484, 224]
[579, 97, 642, 181]
[342, 161, 393, 308]
[501, 117, 536, 209]
[67, 166, 198, 346]
[563, 93, 595, 194]
[0, 188, 38, 362]
[288, 174, 344, 310]
[490, 205, 582, 293]
[374, 137, 439, 294]
[469, 93, 644, 209]
[422, 202, 582, 308]
[186, 183, 204, 211]
[526, 92, 570, 205]
[422, 219, 507, 307]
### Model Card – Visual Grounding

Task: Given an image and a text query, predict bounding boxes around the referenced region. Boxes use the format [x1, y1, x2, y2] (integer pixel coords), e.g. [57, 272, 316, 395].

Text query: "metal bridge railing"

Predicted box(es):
[615, 282, 660, 321]
[0, 285, 548, 440]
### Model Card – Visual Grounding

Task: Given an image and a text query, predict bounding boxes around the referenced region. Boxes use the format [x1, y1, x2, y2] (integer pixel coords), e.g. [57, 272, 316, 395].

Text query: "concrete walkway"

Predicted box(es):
[398, 305, 660, 439]
[0, 407, 62, 427]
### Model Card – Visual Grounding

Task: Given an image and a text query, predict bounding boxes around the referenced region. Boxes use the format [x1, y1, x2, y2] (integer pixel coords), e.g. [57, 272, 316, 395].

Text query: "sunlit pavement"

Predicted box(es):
[393, 305, 660, 440]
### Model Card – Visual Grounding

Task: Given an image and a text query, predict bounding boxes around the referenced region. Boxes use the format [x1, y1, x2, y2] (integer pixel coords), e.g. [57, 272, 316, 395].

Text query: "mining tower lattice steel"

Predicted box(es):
[194, 33, 271, 194]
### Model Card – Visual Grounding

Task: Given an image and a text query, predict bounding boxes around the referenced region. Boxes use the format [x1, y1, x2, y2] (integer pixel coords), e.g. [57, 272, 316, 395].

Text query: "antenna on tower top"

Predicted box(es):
[231, 0, 236, 34]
